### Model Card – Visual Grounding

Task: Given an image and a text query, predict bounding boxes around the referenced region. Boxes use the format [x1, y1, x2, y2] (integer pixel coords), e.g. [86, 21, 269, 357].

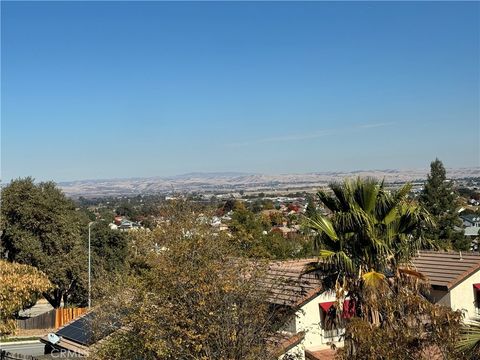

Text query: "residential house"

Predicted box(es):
[40, 312, 97, 357]
[460, 214, 480, 227]
[261, 258, 346, 357]
[265, 251, 480, 358]
[459, 213, 480, 239]
[271, 223, 297, 238]
[411, 250, 480, 320]
[109, 217, 142, 231]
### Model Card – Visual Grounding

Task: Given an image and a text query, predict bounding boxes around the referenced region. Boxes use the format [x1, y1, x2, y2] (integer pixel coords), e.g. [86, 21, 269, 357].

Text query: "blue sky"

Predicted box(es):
[2, 1, 479, 182]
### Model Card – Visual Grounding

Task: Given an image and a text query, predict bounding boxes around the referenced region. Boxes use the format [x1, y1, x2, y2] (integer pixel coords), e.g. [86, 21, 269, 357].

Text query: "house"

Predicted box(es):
[270, 332, 306, 360]
[460, 214, 480, 227]
[464, 226, 480, 238]
[261, 258, 346, 356]
[271, 224, 297, 238]
[264, 251, 480, 358]
[410, 250, 480, 320]
[109, 217, 142, 231]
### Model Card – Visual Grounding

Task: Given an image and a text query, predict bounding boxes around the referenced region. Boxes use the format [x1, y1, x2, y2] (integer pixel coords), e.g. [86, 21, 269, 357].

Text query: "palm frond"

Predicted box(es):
[319, 249, 355, 274]
[398, 268, 426, 280]
[353, 177, 380, 214]
[362, 270, 386, 289]
[457, 319, 480, 358]
[306, 216, 338, 242]
[330, 181, 352, 211]
[316, 190, 341, 212]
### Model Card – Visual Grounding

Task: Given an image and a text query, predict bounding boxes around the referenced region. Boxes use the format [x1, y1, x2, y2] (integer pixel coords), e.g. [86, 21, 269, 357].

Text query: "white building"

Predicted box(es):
[264, 259, 344, 360]
[268, 251, 480, 359]
[411, 250, 480, 321]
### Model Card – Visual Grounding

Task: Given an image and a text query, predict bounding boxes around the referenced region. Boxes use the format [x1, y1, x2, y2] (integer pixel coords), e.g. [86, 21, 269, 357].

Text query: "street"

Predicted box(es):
[0, 341, 45, 357]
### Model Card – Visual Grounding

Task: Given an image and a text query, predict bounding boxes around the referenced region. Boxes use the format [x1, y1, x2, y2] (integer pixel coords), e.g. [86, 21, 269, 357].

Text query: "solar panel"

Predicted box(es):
[55, 311, 121, 346]
[56, 312, 95, 345]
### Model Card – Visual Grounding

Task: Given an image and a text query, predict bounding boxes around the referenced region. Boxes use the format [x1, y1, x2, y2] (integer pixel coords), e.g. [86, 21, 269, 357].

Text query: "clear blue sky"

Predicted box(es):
[2, 1, 479, 182]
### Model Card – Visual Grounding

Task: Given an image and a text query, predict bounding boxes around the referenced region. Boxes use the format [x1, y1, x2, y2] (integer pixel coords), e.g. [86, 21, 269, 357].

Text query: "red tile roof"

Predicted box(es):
[269, 331, 305, 357]
[259, 258, 323, 307]
[305, 348, 337, 360]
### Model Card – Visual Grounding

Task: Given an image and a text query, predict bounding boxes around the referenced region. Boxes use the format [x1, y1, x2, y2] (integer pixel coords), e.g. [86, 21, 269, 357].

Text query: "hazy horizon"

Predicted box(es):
[2, 1, 479, 182]
[2, 165, 478, 186]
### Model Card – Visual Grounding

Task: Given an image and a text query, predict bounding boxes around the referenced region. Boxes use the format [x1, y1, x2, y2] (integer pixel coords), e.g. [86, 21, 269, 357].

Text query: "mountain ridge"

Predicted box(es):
[56, 167, 480, 198]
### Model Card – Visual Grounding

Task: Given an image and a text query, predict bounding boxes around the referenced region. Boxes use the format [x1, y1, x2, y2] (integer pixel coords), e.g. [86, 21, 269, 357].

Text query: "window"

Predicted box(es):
[473, 284, 480, 314]
[319, 301, 348, 340]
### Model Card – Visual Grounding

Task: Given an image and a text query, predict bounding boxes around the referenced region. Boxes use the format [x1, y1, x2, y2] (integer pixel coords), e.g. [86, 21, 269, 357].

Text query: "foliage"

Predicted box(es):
[305, 194, 318, 218]
[0, 178, 86, 308]
[88, 222, 128, 274]
[306, 177, 463, 358]
[336, 274, 464, 360]
[0, 260, 52, 336]
[420, 158, 468, 250]
[90, 203, 290, 360]
[457, 318, 480, 359]
[115, 202, 137, 219]
[229, 204, 312, 259]
[306, 178, 433, 310]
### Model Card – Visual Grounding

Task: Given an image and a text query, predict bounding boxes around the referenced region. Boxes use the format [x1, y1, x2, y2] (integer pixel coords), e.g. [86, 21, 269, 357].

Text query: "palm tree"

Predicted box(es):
[305, 177, 433, 322]
[458, 319, 480, 359]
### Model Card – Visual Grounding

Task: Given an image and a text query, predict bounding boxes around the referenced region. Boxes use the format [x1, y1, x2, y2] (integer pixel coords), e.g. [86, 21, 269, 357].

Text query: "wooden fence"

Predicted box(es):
[17, 308, 87, 330]
[16, 309, 55, 330]
[54, 308, 87, 329]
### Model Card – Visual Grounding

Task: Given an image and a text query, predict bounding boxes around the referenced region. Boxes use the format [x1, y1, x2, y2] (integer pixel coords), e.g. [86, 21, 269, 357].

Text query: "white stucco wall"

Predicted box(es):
[449, 269, 480, 321]
[294, 290, 343, 351]
[282, 268, 480, 354]
[278, 341, 305, 360]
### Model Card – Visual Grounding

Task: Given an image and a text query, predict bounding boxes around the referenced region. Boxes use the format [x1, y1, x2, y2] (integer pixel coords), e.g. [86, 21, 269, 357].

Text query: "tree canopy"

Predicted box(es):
[0, 178, 86, 308]
[0, 260, 52, 335]
[307, 178, 431, 290]
[420, 158, 468, 250]
[91, 205, 291, 360]
[306, 177, 463, 358]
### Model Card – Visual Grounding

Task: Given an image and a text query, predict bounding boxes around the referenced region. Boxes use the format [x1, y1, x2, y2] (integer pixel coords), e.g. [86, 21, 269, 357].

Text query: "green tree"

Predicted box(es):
[420, 158, 467, 250]
[89, 222, 128, 273]
[305, 178, 432, 320]
[90, 206, 291, 360]
[82, 222, 129, 303]
[0, 178, 86, 308]
[305, 194, 317, 219]
[305, 178, 466, 358]
[115, 202, 137, 218]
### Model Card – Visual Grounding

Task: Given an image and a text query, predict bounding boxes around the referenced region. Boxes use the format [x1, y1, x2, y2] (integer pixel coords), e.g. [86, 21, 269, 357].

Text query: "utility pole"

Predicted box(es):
[88, 222, 93, 309]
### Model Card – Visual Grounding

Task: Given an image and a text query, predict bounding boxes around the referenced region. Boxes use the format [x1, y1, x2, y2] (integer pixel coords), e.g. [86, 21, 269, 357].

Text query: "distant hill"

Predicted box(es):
[57, 167, 480, 198]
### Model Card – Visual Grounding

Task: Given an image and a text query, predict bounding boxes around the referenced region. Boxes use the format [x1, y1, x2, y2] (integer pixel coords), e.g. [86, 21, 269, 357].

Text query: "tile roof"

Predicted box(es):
[269, 331, 305, 357]
[410, 250, 480, 289]
[260, 250, 480, 304]
[260, 258, 324, 307]
[305, 348, 337, 360]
